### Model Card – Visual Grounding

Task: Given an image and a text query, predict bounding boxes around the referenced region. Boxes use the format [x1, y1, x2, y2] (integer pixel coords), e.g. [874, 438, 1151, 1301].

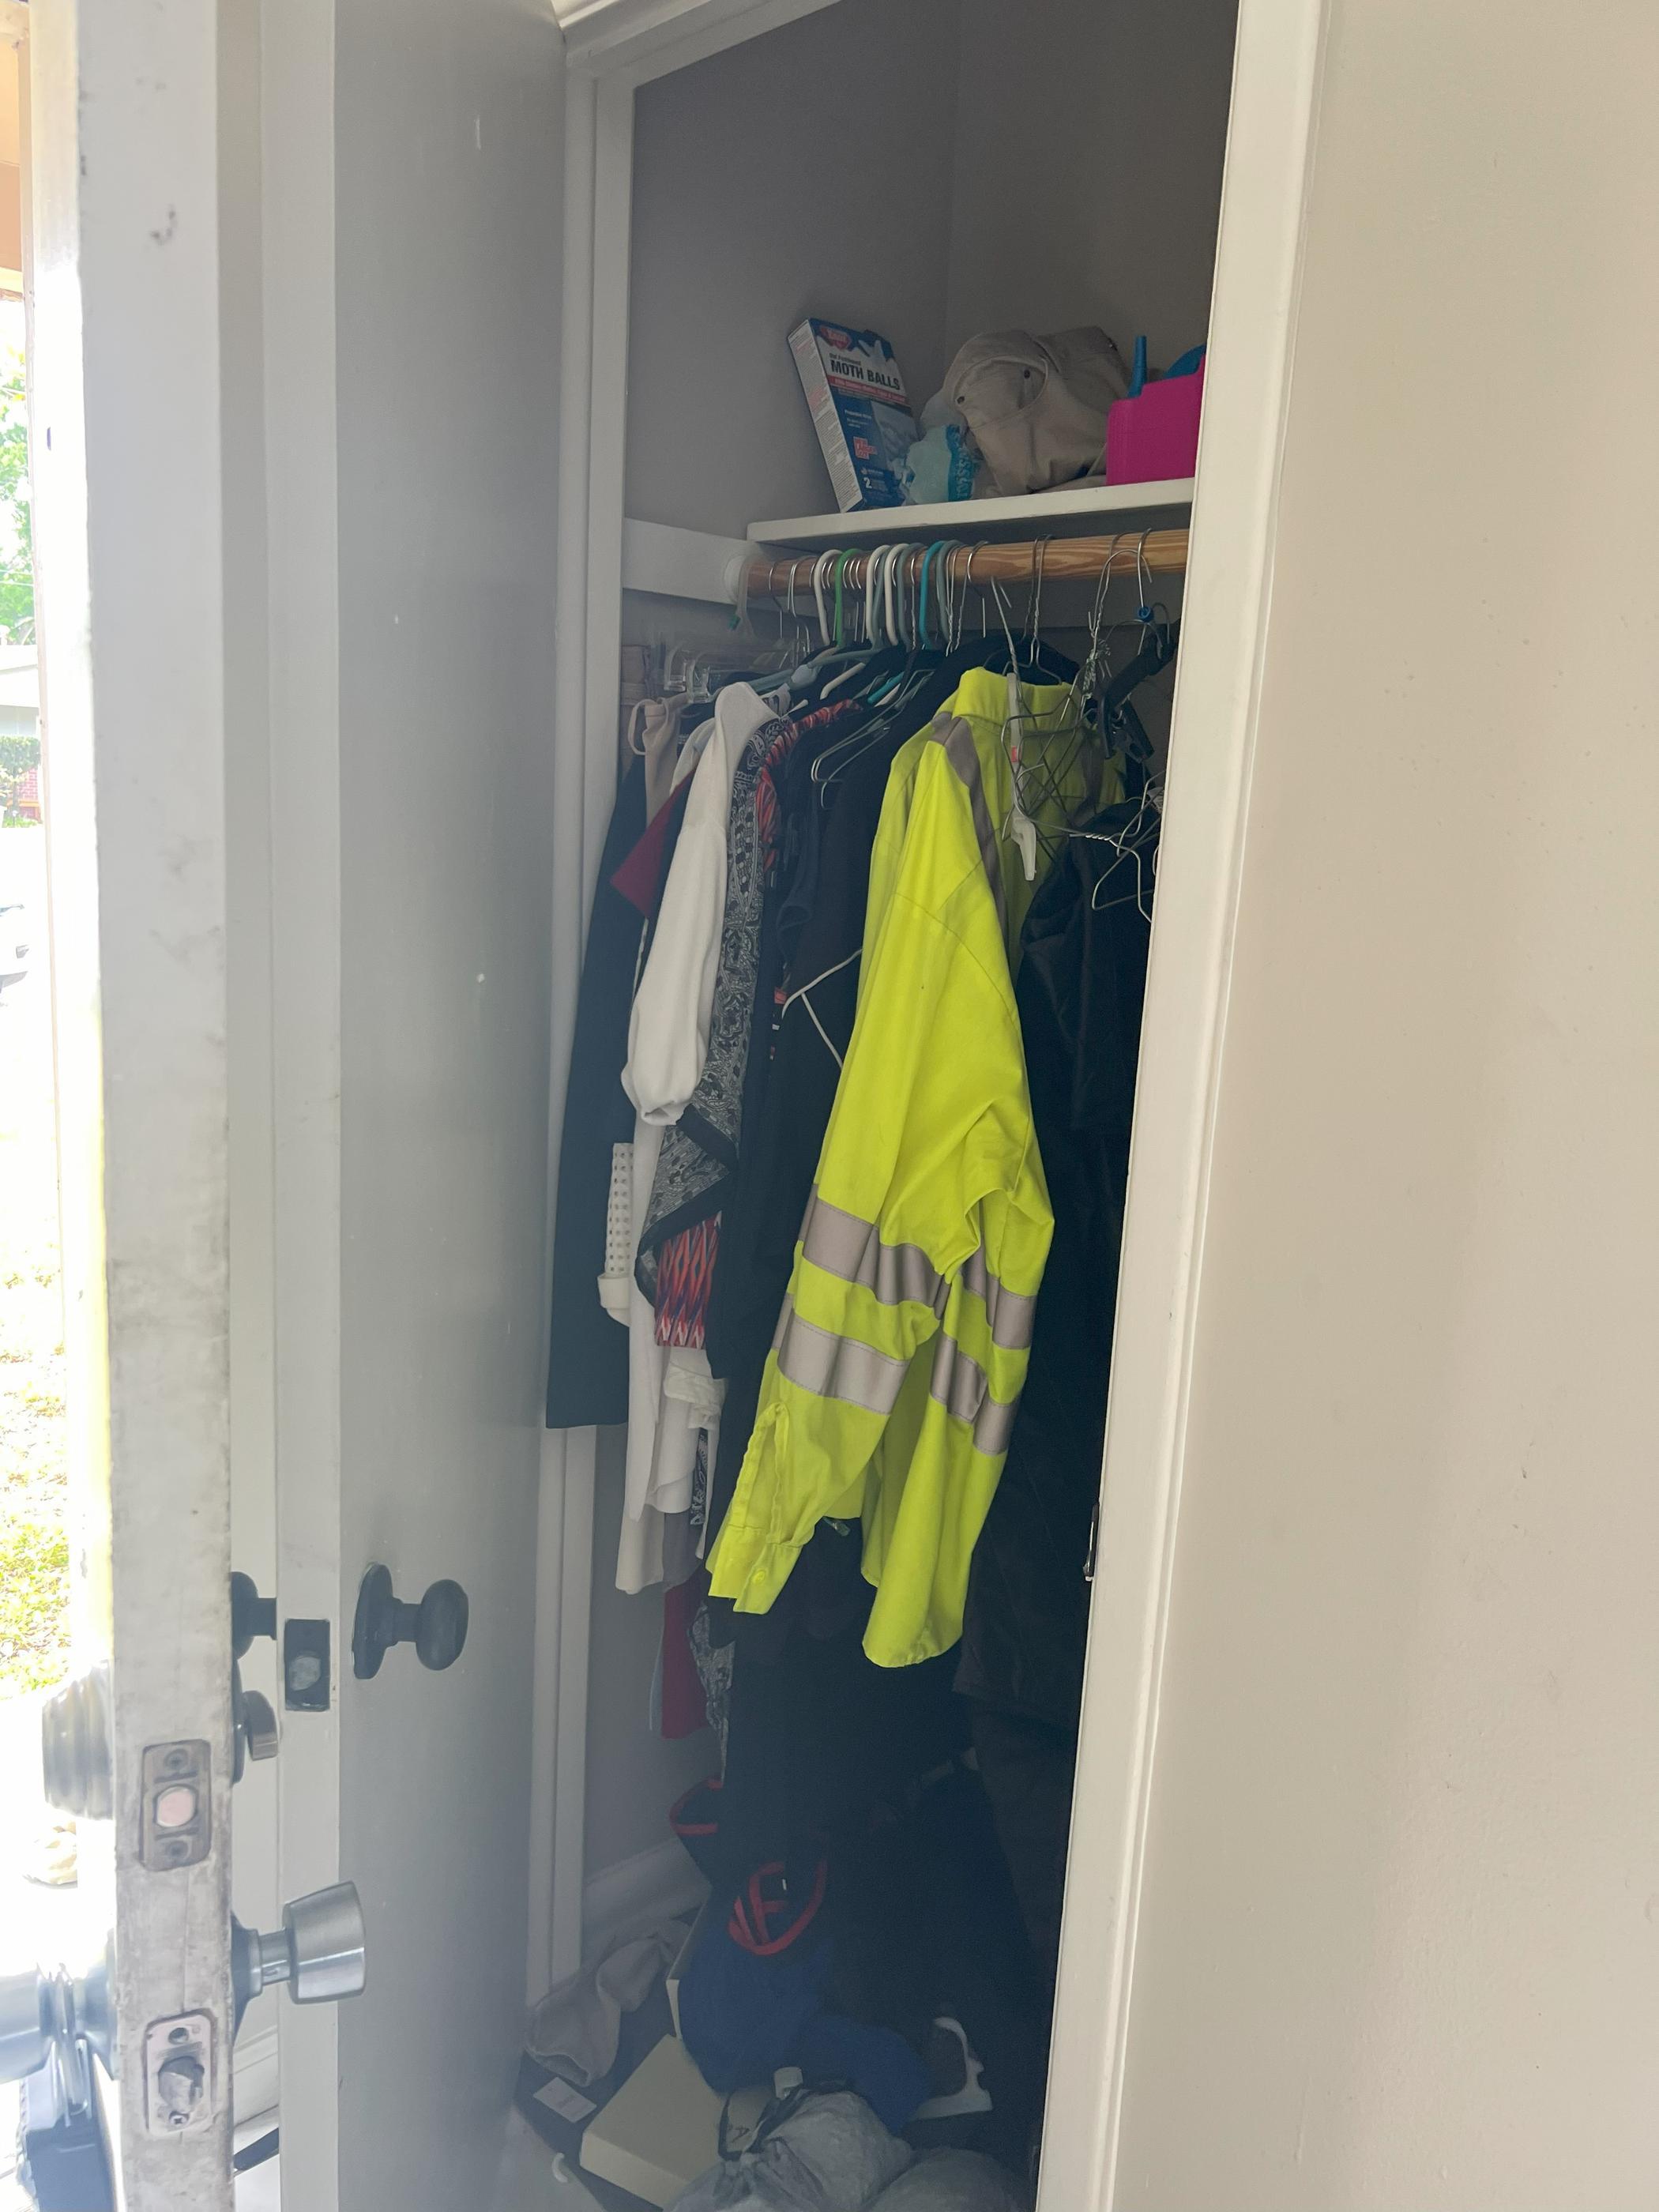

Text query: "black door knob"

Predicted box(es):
[231, 1572, 277, 1660]
[352, 1565, 469, 1680]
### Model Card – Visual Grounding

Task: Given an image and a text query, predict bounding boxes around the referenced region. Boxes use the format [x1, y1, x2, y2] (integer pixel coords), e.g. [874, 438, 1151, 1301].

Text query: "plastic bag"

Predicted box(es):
[901, 421, 979, 505]
[668, 2089, 911, 2212]
[869, 2149, 1033, 2210]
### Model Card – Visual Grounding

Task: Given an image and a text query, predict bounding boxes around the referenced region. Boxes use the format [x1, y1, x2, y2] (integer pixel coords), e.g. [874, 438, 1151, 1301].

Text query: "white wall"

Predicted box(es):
[329, 2, 565, 2206]
[596, 0, 967, 1882]
[625, 0, 1238, 544]
[1112, 1, 1659, 2203]
[584, 1426, 716, 1879]
[626, 0, 963, 535]
[949, 0, 1238, 370]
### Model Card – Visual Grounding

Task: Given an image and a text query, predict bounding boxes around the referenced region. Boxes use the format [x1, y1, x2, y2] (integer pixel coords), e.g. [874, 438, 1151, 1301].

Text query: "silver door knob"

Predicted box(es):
[231, 1882, 367, 2033]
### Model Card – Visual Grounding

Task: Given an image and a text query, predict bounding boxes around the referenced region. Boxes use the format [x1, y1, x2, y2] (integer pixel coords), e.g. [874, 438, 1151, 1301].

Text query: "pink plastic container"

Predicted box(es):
[1104, 360, 1206, 484]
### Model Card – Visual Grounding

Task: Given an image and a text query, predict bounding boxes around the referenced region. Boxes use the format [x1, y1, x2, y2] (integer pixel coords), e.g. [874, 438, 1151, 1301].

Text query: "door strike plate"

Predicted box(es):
[140, 1740, 212, 1871]
[283, 1617, 331, 1711]
[141, 2011, 216, 2138]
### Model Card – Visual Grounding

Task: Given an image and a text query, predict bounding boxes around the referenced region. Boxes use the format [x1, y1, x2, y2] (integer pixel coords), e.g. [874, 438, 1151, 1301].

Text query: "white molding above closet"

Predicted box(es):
[748, 477, 1197, 549]
[553, 0, 839, 74]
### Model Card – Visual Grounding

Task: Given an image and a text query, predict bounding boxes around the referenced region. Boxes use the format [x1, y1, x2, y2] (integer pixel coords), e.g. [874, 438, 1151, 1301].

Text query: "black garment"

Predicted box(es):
[957, 799, 1155, 2017]
[968, 1708, 1076, 1997]
[703, 730, 905, 1529]
[712, 1537, 965, 1878]
[956, 799, 1154, 1724]
[703, 653, 1014, 1467]
[544, 763, 649, 1429]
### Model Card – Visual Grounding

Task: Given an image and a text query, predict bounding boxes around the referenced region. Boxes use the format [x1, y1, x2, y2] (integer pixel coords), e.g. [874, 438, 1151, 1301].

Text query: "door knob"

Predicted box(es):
[232, 1658, 279, 1781]
[0, 1943, 112, 2090]
[231, 1571, 277, 1659]
[231, 1883, 367, 2033]
[352, 1564, 468, 1678]
[40, 1667, 113, 1820]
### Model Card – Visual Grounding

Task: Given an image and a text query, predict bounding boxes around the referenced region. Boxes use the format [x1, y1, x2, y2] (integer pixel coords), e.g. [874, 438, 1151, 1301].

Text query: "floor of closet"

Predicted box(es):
[532, 2, 1240, 2203]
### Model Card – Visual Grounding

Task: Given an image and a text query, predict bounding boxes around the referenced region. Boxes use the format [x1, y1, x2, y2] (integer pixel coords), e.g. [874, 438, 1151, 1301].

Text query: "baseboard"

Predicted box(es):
[581, 1838, 705, 1958]
[233, 2024, 280, 2127]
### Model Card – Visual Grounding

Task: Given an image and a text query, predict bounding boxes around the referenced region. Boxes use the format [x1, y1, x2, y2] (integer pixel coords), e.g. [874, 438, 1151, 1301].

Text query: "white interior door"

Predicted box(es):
[256, 3, 569, 2209]
[1067, 0, 1659, 2206]
[12, 2, 333, 2206]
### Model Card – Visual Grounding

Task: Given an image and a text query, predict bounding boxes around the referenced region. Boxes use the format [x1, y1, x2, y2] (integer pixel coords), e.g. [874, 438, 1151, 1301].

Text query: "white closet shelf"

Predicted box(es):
[747, 477, 1196, 548]
[622, 517, 754, 604]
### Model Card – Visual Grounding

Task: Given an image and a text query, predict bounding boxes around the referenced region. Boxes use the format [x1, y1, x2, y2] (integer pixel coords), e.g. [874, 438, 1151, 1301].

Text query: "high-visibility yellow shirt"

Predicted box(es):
[709, 668, 1112, 1665]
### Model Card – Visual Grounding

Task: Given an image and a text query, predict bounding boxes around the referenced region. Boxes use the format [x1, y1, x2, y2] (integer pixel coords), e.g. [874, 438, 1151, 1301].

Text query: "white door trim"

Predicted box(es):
[261, 0, 347, 2197]
[540, 15, 1330, 2207]
[1042, 0, 1330, 2201]
[29, 0, 237, 2193]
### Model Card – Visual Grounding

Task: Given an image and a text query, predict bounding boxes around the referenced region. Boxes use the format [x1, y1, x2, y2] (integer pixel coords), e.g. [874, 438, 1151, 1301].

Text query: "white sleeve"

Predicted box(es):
[623, 811, 726, 1126]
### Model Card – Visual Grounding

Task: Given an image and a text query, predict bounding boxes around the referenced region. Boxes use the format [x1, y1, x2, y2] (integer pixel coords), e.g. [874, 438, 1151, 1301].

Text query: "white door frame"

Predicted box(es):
[530, 0, 852, 1997]
[29, 0, 237, 2197]
[537, 3, 1330, 2204]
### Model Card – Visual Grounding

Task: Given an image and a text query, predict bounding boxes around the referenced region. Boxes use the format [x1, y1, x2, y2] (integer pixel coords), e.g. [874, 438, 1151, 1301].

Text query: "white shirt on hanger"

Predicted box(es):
[616, 682, 781, 1593]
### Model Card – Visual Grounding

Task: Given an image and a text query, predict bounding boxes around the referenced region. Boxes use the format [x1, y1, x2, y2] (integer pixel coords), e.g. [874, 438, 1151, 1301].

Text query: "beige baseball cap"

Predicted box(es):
[944, 325, 1130, 495]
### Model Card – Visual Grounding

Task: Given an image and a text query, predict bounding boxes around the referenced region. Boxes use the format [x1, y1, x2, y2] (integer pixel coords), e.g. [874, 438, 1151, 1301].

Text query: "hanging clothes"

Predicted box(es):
[544, 761, 649, 1431]
[619, 683, 780, 1593]
[709, 669, 1106, 1666]
[546, 697, 689, 1430]
[705, 731, 902, 1546]
[704, 664, 997, 1544]
[956, 794, 1156, 1983]
[636, 714, 799, 1322]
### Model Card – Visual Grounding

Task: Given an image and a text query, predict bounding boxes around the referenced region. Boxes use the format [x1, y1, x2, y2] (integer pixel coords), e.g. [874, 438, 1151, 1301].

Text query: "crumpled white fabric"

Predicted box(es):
[663, 1356, 726, 1424]
[667, 2091, 910, 2212]
[524, 1920, 683, 2087]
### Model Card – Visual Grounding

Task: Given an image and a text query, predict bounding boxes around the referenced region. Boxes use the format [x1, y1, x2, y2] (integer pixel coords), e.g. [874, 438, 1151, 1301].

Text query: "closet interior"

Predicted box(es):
[534, 2, 1240, 2203]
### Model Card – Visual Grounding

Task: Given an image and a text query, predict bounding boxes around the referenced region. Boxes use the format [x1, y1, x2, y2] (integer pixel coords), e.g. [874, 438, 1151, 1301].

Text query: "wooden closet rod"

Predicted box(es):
[738, 526, 1191, 604]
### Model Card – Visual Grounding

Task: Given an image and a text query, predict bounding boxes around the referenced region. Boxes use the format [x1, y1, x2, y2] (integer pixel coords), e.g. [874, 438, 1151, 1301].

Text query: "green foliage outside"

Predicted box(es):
[0, 1515, 69, 1695]
[0, 355, 33, 647]
[0, 336, 58, 1704]
[0, 730, 38, 822]
[0, 354, 36, 826]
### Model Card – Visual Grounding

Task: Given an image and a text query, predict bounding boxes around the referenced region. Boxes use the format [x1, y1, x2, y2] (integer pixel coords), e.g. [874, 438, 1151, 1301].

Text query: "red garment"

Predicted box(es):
[612, 776, 693, 916]
[654, 1216, 721, 1347]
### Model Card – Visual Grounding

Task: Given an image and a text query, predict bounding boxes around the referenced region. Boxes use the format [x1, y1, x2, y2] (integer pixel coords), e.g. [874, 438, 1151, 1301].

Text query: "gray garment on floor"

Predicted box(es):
[870, 2150, 1033, 2210]
[668, 2091, 910, 2211]
[525, 1920, 683, 2086]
